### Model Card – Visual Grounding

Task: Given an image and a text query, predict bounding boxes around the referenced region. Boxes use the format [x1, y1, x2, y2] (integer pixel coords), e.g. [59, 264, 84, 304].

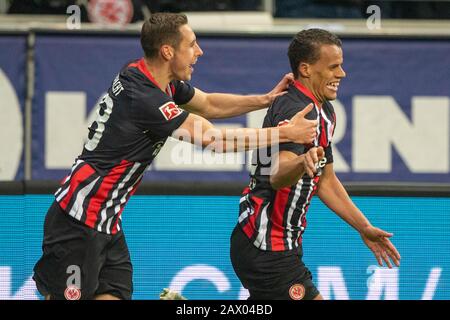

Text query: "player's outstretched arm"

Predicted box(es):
[182, 73, 294, 119]
[174, 104, 316, 152]
[317, 164, 401, 268]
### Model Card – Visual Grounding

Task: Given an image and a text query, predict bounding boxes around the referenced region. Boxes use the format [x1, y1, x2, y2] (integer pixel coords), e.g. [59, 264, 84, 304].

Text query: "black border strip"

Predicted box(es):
[0, 30, 28, 35]
[0, 182, 25, 195]
[1, 181, 450, 197]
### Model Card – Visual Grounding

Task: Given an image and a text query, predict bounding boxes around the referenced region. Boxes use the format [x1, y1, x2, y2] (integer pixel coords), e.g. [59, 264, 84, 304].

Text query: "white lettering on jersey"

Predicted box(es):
[316, 156, 327, 176]
[112, 74, 124, 96]
[152, 141, 165, 157]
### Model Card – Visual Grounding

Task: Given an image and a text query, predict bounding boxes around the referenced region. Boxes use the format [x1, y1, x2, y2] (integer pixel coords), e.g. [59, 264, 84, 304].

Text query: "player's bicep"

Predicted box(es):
[321, 162, 334, 179]
[181, 87, 210, 117]
[317, 162, 337, 195]
[270, 150, 298, 175]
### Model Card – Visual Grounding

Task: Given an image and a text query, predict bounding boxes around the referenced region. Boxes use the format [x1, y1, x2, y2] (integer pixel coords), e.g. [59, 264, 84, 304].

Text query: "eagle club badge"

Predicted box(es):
[289, 283, 305, 300]
[64, 285, 81, 300]
[88, 0, 134, 26]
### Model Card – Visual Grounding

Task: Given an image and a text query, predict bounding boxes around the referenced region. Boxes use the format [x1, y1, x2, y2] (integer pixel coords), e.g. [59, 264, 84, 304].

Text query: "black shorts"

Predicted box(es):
[33, 201, 133, 300]
[230, 225, 320, 300]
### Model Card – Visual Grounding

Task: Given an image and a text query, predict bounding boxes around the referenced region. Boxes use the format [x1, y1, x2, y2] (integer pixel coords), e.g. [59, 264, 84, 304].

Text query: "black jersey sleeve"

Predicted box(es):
[132, 91, 189, 138]
[324, 143, 334, 164]
[269, 99, 307, 156]
[172, 80, 195, 105]
[277, 142, 305, 155]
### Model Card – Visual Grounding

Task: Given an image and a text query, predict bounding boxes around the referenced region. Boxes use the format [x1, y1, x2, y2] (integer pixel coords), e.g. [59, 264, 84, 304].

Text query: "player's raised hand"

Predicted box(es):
[287, 103, 318, 144]
[264, 73, 295, 106]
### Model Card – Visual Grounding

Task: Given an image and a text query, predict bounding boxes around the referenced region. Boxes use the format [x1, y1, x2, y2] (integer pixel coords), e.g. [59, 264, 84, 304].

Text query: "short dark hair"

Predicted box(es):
[140, 13, 188, 59]
[288, 29, 342, 78]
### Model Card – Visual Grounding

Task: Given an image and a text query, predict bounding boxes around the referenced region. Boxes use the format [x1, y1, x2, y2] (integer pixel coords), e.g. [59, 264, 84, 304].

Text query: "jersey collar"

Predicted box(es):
[128, 58, 163, 89]
[137, 58, 163, 89]
[292, 80, 321, 107]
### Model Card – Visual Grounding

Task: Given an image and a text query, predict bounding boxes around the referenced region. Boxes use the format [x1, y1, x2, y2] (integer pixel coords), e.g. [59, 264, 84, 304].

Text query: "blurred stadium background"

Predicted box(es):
[0, 0, 449, 300]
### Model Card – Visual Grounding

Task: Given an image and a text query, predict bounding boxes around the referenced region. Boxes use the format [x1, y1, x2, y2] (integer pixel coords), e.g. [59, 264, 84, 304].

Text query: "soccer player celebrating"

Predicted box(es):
[230, 29, 401, 300]
[32, 13, 318, 300]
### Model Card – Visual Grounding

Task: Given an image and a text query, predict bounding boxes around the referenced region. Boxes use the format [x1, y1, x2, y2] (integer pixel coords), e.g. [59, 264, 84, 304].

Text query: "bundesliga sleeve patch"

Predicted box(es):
[159, 102, 183, 121]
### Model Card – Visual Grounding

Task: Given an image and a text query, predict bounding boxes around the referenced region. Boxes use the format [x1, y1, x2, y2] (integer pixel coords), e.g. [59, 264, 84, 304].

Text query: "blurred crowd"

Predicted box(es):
[275, 0, 450, 19]
[1, 0, 449, 22]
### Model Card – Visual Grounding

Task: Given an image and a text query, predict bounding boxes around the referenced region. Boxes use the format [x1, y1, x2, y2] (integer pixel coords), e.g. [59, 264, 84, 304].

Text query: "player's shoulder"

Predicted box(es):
[120, 60, 149, 86]
[134, 86, 172, 108]
[269, 85, 311, 116]
[120, 60, 172, 104]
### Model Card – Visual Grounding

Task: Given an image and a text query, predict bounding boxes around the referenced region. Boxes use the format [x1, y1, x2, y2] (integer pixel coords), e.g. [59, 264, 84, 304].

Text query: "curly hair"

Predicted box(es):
[288, 29, 342, 78]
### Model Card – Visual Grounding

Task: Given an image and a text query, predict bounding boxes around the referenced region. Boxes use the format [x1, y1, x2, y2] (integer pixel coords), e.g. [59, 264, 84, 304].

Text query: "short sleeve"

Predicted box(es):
[132, 92, 189, 138]
[324, 143, 334, 164]
[268, 99, 310, 156]
[277, 142, 305, 155]
[172, 80, 195, 105]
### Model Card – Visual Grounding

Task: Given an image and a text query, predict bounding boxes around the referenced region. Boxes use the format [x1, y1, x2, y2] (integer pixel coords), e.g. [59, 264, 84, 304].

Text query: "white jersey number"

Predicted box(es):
[84, 94, 114, 151]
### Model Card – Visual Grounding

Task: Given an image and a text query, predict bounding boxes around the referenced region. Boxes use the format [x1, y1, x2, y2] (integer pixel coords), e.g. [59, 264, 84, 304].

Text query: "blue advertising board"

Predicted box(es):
[31, 34, 450, 183]
[0, 35, 26, 181]
[0, 194, 449, 300]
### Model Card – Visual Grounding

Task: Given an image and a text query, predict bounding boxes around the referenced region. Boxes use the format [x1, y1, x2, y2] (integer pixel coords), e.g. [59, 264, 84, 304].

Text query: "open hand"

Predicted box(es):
[360, 226, 401, 268]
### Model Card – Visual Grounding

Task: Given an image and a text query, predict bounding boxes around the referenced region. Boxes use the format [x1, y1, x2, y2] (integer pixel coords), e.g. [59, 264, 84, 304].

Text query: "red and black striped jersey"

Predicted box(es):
[54, 58, 194, 234]
[238, 80, 336, 251]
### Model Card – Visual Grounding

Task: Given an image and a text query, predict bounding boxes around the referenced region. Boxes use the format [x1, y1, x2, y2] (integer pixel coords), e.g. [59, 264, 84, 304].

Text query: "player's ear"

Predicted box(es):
[161, 45, 174, 61]
[298, 62, 310, 78]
